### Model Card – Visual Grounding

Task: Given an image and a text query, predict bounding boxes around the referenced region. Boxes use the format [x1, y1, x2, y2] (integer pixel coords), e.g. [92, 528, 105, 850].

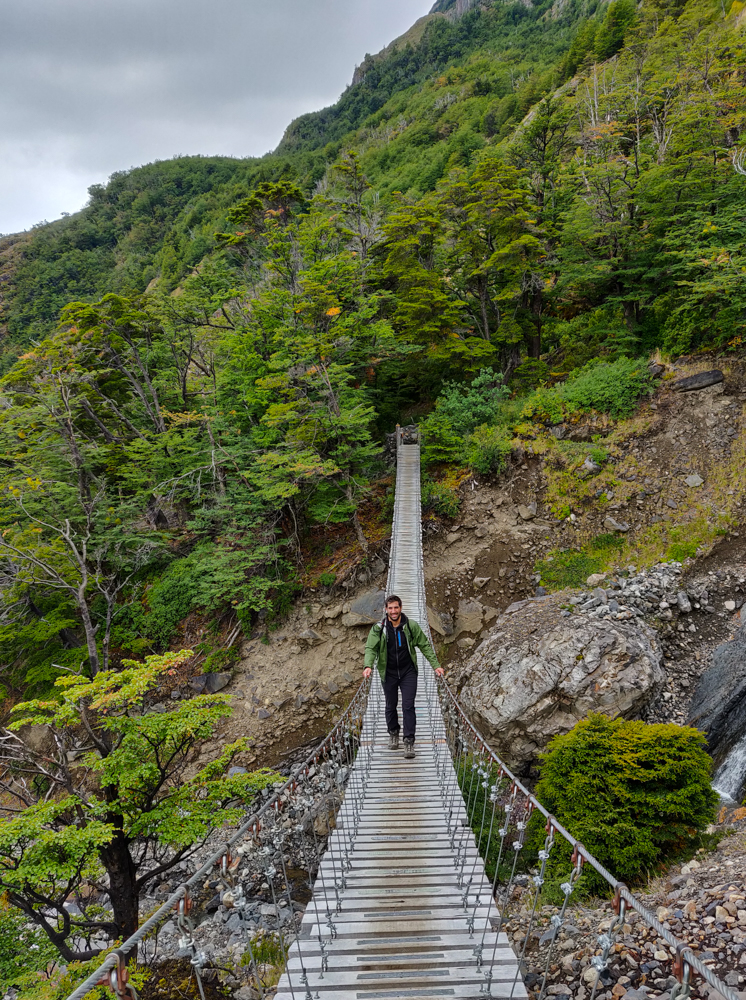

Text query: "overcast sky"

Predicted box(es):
[0, 0, 434, 235]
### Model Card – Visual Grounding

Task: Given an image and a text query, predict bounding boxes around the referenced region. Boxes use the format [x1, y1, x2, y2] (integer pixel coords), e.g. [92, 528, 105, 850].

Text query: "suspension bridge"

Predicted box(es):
[275, 437, 519, 999]
[69, 431, 739, 1000]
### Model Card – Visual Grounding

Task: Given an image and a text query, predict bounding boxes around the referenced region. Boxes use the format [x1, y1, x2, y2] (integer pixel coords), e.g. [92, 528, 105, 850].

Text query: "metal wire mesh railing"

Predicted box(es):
[64, 677, 372, 1000]
[435, 676, 740, 1000]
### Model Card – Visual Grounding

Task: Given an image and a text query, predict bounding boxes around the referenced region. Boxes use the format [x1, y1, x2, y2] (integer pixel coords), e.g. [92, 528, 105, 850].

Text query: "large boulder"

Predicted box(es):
[452, 593, 664, 772]
[689, 626, 746, 767]
[341, 589, 386, 627]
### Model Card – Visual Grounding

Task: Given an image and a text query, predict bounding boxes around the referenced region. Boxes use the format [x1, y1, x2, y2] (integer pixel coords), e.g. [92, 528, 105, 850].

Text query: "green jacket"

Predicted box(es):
[364, 614, 440, 680]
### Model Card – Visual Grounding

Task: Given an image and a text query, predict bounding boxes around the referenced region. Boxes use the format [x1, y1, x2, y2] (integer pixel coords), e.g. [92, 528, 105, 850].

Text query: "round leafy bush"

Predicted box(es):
[534, 713, 718, 887]
[559, 357, 654, 418]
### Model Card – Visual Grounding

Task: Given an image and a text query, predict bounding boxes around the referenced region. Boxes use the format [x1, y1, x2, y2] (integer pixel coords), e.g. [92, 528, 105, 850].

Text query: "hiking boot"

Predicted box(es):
[388, 732, 399, 751]
[404, 738, 415, 759]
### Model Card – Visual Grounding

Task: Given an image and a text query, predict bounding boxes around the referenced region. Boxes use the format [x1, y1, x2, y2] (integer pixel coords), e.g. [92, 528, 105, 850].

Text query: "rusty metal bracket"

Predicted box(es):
[97, 950, 137, 1000]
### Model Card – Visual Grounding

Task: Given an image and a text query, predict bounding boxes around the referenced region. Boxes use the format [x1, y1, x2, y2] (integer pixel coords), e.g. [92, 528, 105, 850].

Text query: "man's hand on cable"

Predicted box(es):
[435, 667, 444, 677]
[363, 667, 372, 679]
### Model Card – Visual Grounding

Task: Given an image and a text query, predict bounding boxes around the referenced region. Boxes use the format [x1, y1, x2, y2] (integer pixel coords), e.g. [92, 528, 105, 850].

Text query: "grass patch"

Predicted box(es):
[422, 467, 470, 518]
[536, 533, 625, 590]
[241, 931, 286, 988]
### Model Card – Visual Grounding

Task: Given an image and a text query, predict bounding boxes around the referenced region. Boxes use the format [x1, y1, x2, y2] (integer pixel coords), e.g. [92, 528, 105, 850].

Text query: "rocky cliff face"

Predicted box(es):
[689, 627, 746, 767]
[429, 0, 480, 15]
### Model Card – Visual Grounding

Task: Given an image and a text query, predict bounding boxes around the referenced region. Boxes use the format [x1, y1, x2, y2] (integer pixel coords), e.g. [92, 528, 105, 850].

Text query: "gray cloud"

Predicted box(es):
[1, 0, 432, 233]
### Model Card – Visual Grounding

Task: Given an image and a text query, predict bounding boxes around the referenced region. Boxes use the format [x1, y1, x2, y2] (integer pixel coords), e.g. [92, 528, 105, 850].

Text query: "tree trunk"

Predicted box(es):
[344, 483, 368, 553]
[78, 593, 100, 676]
[101, 830, 140, 942]
[529, 287, 543, 359]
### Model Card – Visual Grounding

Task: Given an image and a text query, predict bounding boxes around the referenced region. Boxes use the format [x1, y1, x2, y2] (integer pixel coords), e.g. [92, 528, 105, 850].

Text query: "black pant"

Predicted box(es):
[383, 666, 418, 741]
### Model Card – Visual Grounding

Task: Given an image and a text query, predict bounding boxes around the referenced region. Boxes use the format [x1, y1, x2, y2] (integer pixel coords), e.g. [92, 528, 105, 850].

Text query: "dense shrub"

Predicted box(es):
[560, 357, 654, 418]
[431, 369, 510, 434]
[534, 714, 719, 887]
[521, 357, 654, 424]
[467, 424, 512, 475]
[421, 474, 463, 518]
[0, 899, 58, 991]
[421, 368, 510, 469]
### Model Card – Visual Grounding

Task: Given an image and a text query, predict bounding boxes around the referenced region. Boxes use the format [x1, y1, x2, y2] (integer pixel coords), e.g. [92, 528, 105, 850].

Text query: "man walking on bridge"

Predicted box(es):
[363, 595, 443, 759]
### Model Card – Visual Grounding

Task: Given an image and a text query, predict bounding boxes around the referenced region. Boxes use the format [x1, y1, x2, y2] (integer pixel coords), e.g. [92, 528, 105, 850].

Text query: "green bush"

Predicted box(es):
[467, 424, 512, 475]
[0, 900, 58, 989]
[560, 357, 654, 418]
[521, 357, 654, 425]
[420, 412, 466, 465]
[534, 714, 718, 888]
[423, 368, 509, 437]
[519, 384, 566, 425]
[421, 476, 462, 518]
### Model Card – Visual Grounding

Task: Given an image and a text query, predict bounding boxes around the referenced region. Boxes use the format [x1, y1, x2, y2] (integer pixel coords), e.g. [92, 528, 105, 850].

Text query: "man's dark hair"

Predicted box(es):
[385, 595, 402, 607]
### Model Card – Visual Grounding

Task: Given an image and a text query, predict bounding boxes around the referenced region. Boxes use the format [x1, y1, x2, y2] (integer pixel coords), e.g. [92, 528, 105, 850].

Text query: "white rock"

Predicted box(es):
[725, 600, 736, 611]
[686, 474, 704, 487]
[454, 596, 663, 768]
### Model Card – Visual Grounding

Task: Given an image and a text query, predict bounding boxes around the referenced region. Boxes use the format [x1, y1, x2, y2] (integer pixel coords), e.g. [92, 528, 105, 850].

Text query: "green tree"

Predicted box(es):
[0, 650, 277, 961]
[439, 157, 543, 368]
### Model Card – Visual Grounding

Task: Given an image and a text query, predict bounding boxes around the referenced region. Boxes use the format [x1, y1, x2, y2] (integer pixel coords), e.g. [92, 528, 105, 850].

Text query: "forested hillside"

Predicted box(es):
[0, 0, 744, 701]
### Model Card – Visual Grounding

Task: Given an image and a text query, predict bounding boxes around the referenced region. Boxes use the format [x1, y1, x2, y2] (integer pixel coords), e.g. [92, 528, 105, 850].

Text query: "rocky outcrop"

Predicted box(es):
[429, 0, 479, 15]
[452, 592, 664, 772]
[689, 626, 746, 767]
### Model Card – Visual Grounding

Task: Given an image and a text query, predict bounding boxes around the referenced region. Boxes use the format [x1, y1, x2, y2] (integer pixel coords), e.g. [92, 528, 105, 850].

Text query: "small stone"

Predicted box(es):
[203, 672, 232, 694]
[657, 906, 671, 922]
[725, 600, 736, 612]
[517, 503, 537, 521]
[686, 474, 704, 488]
[604, 515, 630, 532]
[457, 637, 475, 649]
[257, 708, 271, 719]
[666, 499, 678, 510]
[227, 766, 248, 778]
[654, 950, 669, 961]
[583, 967, 601, 984]
[587, 573, 608, 587]
[583, 456, 602, 473]
[473, 577, 491, 589]
[299, 628, 324, 643]
[677, 592, 692, 613]
[475, 526, 488, 538]
[684, 900, 697, 920]
[716, 905, 729, 923]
